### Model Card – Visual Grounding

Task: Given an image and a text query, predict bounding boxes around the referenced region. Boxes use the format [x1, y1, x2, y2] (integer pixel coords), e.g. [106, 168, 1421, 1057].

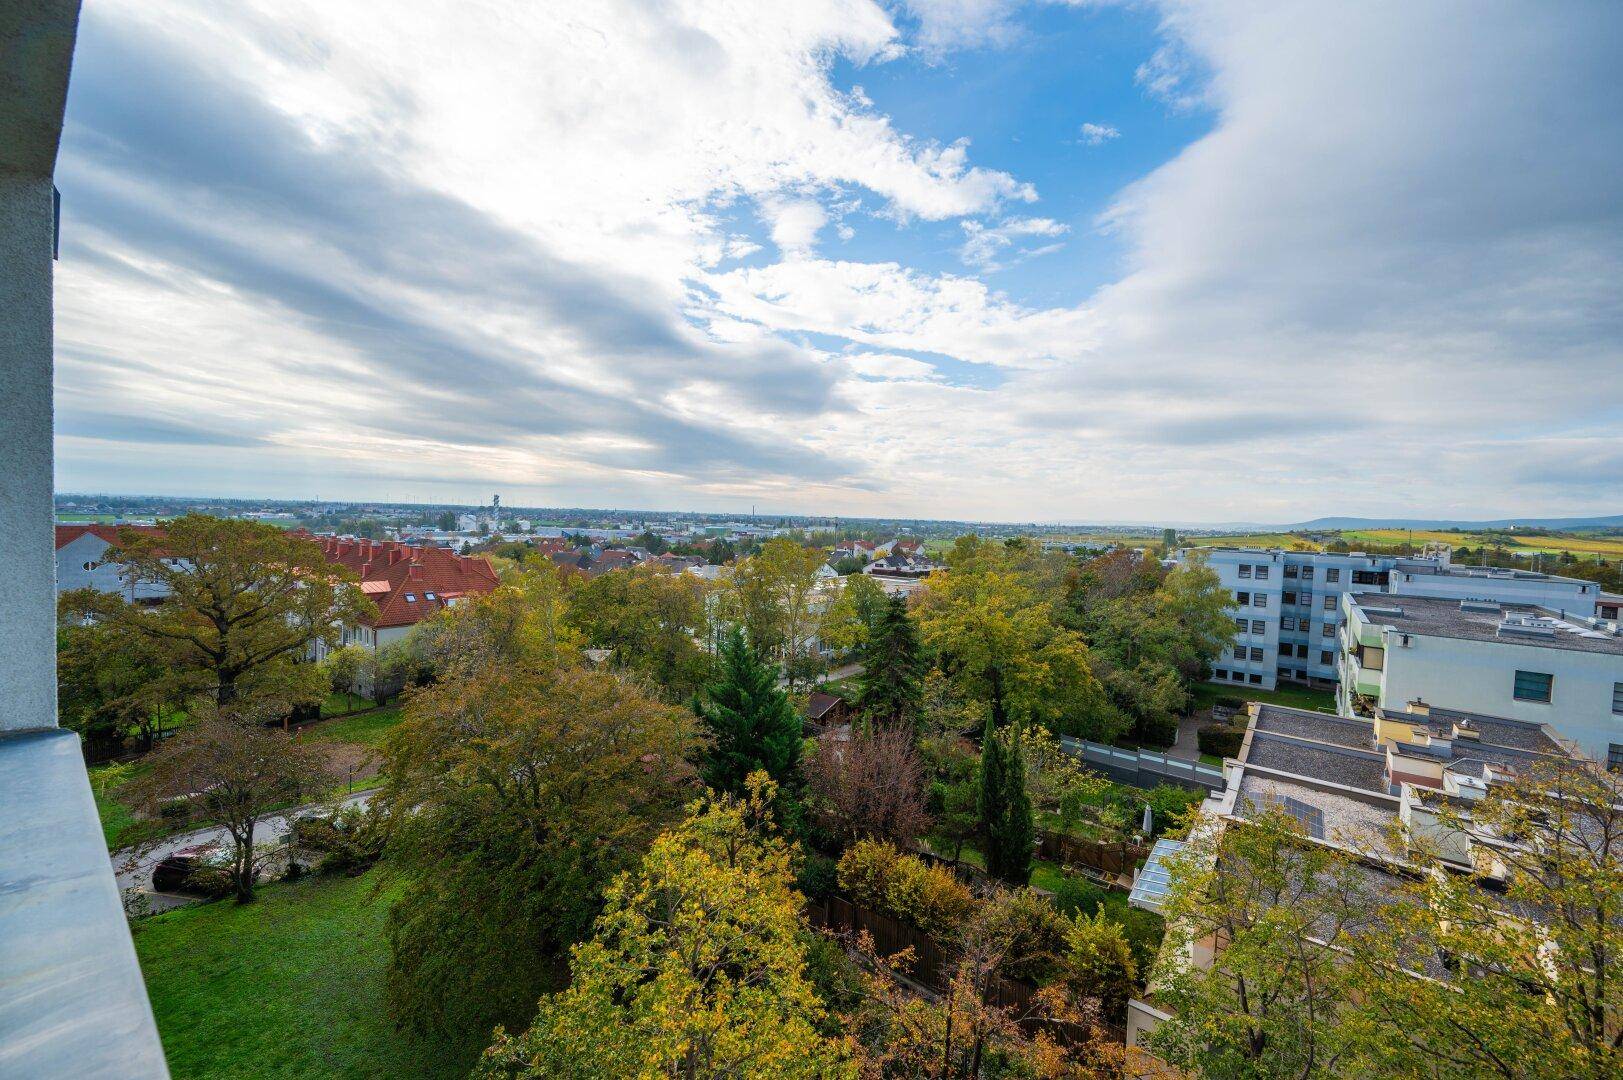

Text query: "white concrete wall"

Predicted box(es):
[1387, 567, 1598, 617]
[1377, 632, 1623, 763]
[0, 174, 57, 732]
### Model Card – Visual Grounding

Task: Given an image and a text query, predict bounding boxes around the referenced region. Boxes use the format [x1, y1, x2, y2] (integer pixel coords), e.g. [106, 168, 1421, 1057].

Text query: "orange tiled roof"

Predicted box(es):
[54, 523, 166, 550]
[307, 535, 499, 629]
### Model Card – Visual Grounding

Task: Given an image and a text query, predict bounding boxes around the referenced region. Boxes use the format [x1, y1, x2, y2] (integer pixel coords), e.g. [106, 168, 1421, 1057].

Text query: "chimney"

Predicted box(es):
[408, 563, 423, 580]
[1408, 698, 1430, 716]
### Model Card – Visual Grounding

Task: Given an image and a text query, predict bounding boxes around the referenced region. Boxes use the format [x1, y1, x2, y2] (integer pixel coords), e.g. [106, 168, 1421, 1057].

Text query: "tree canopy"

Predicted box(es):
[693, 627, 803, 796]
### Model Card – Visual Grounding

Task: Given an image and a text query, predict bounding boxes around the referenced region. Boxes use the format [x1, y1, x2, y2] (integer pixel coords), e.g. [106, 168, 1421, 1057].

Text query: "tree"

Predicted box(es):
[1065, 912, 1138, 1023]
[436, 510, 457, 531]
[1146, 807, 1371, 1079]
[476, 775, 856, 1079]
[124, 707, 333, 902]
[565, 565, 714, 699]
[856, 593, 926, 728]
[1346, 759, 1623, 1080]
[728, 538, 827, 692]
[319, 644, 369, 713]
[914, 538, 1106, 738]
[979, 723, 1034, 885]
[379, 617, 697, 1040]
[57, 620, 171, 757]
[693, 627, 803, 795]
[818, 572, 887, 656]
[804, 725, 931, 847]
[407, 566, 581, 678]
[60, 516, 374, 710]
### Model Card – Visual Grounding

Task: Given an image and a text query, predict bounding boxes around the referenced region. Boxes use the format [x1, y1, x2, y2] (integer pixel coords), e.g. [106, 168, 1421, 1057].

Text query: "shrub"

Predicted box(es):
[291, 804, 386, 874]
[1196, 724, 1245, 759]
[796, 848, 839, 901]
[983, 887, 1070, 983]
[837, 839, 974, 939]
[1213, 695, 1245, 710]
[1065, 912, 1138, 1022]
[1049, 873, 1106, 919]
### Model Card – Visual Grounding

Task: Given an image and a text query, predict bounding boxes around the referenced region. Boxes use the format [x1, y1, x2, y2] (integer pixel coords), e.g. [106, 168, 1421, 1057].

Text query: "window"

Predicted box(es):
[1233, 644, 1246, 659]
[1252, 620, 1266, 634]
[1610, 744, 1623, 773]
[1613, 683, 1623, 715]
[1255, 566, 1270, 580]
[1296, 644, 1309, 658]
[1249, 647, 1263, 662]
[1249, 673, 1262, 685]
[1323, 595, 1336, 611]
[1284, 565, 1299, 579]
[1513, 670, 1553, 703]
[1301, 567, 1315, 580]
[1281, 616, 1297, 631]
[1238, 565, 1252, 579]
[1214, 669, 1228, 680]
[1320, 650, 1333, 665]
[1325, 568, 1341, 583]
[404, 593, 417, 603]
[1283, 591, 1297, 605]
[1253, 594, 1268, 609]
[1234, 617, 1248, 632]
[1236, 591, 1250, 605]
[1300, 592, 1313, 607]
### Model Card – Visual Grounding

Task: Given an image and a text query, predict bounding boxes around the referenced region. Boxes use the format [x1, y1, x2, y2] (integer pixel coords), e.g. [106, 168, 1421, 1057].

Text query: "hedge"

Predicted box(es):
[1196, 724, 1245, 759]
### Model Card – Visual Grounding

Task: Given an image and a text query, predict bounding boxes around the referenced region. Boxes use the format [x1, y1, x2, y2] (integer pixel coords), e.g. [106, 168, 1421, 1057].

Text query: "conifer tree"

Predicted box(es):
[856, 594, 925, 727]
[694, 627, 804, 794]
[980, 723, 1035, 885]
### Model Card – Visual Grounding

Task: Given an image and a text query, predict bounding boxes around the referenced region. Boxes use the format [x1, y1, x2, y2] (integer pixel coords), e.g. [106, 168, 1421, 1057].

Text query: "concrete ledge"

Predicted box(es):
[0, 727, 168, 1078]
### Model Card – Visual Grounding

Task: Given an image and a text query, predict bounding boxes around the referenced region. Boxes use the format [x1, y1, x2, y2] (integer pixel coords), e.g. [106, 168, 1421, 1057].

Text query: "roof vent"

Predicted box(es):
[1497, 614, 1556, 639]
[1363, 604, 1404, 617]
[1460, 599, 1502, 614]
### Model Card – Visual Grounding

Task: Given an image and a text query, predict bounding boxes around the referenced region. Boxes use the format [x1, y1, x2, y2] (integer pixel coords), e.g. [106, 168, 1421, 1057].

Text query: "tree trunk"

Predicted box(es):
[233, 818, 256, 903]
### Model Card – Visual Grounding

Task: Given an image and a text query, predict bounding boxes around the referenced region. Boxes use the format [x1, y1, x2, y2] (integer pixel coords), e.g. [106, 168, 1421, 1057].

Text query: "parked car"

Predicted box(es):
[150, 846, 237, 897]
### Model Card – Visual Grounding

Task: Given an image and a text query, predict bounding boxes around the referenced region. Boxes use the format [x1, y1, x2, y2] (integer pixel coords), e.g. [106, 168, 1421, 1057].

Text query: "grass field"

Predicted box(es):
[134, 872, 477, 1080]
[1190, 680, 1336, 713]
[302, 705, 405, 749]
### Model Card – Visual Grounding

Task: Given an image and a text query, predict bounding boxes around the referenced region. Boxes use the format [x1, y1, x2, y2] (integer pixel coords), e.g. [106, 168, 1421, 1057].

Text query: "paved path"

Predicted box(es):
[1166, 713, 1207, 762]
[777, 662, 864, 690]
[112, 789, 378, 902]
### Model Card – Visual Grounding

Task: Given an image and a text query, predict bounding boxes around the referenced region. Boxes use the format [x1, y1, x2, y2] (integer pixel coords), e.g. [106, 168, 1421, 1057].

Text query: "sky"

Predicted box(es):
[53, 0, 1623, 524]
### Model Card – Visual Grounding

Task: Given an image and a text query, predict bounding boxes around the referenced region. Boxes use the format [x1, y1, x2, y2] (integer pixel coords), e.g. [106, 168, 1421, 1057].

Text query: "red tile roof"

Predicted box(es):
[54, 523, 166, 550]
[306, 535, 498, 629]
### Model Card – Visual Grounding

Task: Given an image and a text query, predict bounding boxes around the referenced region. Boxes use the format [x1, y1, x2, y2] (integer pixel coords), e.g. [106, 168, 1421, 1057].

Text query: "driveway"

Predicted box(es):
[112, 789, 377, 903]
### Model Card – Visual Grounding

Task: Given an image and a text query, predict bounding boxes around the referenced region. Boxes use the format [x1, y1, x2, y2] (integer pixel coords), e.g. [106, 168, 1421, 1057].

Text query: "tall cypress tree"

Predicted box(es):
[694, 626, 803, 794]
[856, 594, 925, 727]
[980, 723, 1035, 885]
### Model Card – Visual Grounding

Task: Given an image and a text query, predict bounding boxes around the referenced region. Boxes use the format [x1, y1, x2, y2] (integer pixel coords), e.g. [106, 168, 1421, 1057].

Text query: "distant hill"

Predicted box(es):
[1284, 515, 1623, 531]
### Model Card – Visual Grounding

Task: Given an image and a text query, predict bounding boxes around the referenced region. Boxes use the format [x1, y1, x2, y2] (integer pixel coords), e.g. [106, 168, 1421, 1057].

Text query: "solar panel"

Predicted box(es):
[1280, 796, 1325, 839]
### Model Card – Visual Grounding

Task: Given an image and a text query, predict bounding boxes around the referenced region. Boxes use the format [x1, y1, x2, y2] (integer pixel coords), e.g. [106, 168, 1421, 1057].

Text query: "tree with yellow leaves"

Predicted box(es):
[476, 774, 857, 1079]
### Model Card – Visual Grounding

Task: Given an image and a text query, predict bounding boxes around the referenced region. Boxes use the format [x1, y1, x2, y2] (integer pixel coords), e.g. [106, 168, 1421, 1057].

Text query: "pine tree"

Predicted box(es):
[979, 723, 1034, 885]
[694, 627, 804, 794]
[856, 594, 925, 727]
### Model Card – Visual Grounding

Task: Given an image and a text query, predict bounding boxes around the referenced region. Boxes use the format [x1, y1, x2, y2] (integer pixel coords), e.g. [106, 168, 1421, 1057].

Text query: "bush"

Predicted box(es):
[796, 848, 839, 901]
[1213, 695, 1245, 710]
[837, 839, 974, 939]
[1196, 724, 1245, 759]
[291, 804, 386, 875]
[983, 888, 1070, 983]
[1065, 912, 1138, 1022]
[1049, 873, 1106, 919]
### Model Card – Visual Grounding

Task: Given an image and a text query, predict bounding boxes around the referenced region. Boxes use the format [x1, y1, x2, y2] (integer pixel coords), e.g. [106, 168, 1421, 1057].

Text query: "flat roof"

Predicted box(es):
[1391, 561, 1594, 587]
[1350, 593, 1623, 656]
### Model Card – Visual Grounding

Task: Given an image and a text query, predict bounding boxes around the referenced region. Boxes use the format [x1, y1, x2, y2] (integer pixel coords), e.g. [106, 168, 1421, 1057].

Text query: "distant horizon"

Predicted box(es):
[53, 490, 1623, 535]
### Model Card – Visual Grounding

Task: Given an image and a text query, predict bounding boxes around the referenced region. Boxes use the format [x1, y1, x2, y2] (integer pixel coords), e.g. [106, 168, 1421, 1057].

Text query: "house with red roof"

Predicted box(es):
[55, 523, 173, 603]
[306, 535, 499, 653]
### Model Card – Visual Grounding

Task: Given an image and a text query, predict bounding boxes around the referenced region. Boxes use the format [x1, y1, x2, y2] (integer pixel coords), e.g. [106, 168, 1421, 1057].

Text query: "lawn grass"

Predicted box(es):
[134, 871, 477, 1080]
[1191, 680, 1335, 713]
[90, 761, 148, 847]
[301, 706, 405, 749]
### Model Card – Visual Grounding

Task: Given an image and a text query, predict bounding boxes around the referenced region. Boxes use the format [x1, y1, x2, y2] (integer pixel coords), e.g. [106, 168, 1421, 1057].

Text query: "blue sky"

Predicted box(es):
[52, 1, 1623, 523]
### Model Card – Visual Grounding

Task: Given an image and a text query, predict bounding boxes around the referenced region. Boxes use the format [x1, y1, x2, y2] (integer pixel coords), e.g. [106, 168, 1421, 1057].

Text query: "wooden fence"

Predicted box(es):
[1038, 833, 1150, 879]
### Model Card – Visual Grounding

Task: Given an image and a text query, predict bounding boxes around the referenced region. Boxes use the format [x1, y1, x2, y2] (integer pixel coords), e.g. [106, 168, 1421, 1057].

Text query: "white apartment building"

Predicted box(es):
[1184, 546, 1600, 692]
[1339, 592, 1623, 767]
[54, 524, 174, 603]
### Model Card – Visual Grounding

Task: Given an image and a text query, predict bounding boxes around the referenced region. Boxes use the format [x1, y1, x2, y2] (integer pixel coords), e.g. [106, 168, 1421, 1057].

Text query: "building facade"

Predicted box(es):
[54, 524, 171, 603]
[1185, 546, 1600, 692]
[1339, 592, 1623, 767]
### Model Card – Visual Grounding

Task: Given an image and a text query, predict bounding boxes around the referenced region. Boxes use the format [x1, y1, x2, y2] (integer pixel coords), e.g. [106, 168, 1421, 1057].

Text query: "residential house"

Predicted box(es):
[54, 523, 171, 603]
[307, 536, 498, 655]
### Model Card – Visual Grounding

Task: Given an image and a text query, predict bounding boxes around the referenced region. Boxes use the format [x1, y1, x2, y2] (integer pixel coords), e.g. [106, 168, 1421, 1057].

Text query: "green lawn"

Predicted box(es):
[134, 872, 476, 1080]
[1191, 680, 1335, 713]
[90, 761, 147, 847]
[301, 706, 405, 749]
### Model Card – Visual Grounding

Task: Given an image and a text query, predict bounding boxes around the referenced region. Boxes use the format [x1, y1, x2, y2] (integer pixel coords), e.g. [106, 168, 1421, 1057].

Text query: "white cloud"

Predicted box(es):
[761, 198, 828, 258]
[958, 215, 1069, 270]
[1079, 122, 1120, 145]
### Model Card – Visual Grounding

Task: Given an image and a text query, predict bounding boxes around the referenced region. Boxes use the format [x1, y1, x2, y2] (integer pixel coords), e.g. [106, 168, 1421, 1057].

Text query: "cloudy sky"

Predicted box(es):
[54, 1, 1623, 523]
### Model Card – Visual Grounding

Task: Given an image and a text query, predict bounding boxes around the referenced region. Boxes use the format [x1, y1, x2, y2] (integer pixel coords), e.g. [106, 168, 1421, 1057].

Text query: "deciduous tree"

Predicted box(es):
[805, 725, 931, 847]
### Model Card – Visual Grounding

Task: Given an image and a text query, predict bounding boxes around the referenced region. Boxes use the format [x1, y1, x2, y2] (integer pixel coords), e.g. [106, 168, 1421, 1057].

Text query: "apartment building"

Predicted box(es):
[305, 535, 499, 656]
[54, 523, 171, 602]
[1339, 592, 1623, 767]
[1185, 546, 1600, 692]
[1127, 701, 1582, 1050]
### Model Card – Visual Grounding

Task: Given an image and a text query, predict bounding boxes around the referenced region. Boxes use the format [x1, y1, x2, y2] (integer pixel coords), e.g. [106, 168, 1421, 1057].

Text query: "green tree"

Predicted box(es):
[979, 723, 1034, 885]
[60, 516, 374, 710]
[855, 593, 926, 728]
[565, 566, 714, 699]
[436, 510, 457, 531]
[379, 612, 696, 1041]
[57, 620, 171, 756]
[1065, 911, 1138, 1023]
[727, 538, 827, 691]
[818, 572, 888, 655]
[476, 775, 856, 1079]
[693, 627, 803, 795]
